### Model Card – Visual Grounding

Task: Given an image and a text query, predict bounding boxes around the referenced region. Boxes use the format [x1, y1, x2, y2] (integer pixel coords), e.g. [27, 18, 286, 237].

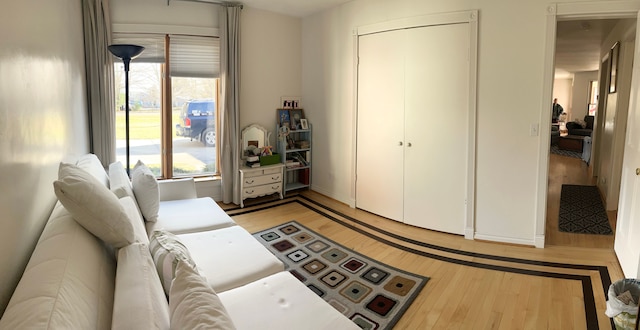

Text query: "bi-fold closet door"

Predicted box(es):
[356, 16, 475, 236]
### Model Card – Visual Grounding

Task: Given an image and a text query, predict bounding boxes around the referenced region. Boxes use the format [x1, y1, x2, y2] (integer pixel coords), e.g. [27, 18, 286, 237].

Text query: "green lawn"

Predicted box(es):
[115, 109, 180, 140]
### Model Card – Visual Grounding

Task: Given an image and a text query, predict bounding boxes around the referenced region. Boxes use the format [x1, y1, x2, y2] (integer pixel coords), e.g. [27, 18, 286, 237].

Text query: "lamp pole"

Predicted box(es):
[108, 44, 144, 176]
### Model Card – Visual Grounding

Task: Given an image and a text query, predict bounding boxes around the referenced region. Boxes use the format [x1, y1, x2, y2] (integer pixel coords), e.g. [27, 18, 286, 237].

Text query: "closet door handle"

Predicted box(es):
[398, 141, 403, 146]
[407, 142, 412, 147]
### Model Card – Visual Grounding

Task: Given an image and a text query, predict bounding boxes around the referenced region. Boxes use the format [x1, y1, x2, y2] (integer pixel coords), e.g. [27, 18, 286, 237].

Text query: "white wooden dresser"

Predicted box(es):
[239, 163, 284, 207]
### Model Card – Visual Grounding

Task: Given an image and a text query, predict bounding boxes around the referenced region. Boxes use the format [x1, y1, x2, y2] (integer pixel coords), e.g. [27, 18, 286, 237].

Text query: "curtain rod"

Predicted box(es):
[167, 0, 243, 8]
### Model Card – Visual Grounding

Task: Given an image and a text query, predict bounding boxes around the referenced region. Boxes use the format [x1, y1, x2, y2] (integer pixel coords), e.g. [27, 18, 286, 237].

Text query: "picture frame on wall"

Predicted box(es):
[280, 96, 301, 109]
[609, 41, 619, 94]
[277, 109, 290, 128]
[289, 109, 305, 130]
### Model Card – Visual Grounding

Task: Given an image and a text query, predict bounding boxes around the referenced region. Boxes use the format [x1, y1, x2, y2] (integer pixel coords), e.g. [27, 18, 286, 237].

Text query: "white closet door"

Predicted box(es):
[356, 30, 405, 221]
[403, 23, 470, 234]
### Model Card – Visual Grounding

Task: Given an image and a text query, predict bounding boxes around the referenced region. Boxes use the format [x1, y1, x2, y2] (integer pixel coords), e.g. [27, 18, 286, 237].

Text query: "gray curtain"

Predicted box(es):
[82, 0, 116, 167]
[220, 5, 241, 204]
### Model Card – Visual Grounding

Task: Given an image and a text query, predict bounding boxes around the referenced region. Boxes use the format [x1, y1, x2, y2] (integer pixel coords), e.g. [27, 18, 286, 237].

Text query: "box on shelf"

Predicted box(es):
[259, 153, 281, 166]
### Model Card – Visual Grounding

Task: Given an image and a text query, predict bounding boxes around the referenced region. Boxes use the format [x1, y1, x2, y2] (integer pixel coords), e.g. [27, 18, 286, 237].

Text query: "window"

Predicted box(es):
[112, 33, 220, 178]
[588, 80, 598, 116]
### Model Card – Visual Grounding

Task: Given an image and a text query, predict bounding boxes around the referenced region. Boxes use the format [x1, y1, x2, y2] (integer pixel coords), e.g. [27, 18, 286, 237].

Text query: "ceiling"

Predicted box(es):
[555, 19, 621, 78]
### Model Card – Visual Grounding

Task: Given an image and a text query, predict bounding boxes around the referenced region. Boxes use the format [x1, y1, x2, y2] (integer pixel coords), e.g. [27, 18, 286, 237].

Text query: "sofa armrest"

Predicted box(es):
[158, 178, 197, 201]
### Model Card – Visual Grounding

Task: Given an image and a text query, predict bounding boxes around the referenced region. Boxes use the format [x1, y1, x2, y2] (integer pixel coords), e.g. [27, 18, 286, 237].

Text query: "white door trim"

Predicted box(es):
[537, 1, 640, 248]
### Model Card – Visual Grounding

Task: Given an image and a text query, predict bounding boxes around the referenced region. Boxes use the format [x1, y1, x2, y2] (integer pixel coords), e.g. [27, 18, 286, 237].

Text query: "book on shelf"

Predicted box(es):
[246, 155, 259, 162]
[285, 160, 301, 168]
[245, 160, 260, 168]
[289, 152, 308, 166]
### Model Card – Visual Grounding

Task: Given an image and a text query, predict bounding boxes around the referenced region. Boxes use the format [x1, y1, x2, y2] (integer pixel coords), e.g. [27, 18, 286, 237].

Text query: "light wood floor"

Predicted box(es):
[545, 152, 617, 248]
[221, 189, 623, 329]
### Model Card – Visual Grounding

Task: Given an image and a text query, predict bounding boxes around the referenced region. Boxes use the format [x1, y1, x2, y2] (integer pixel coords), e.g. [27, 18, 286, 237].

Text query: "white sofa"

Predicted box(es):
[0, 154, 358, 329]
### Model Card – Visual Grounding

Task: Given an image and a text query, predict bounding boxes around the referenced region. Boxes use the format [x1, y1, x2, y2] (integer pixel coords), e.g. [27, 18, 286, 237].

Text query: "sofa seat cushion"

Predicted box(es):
[177, 226, 284, 292]
[218, 271, 360, 330]
[0, 203, 115, 329]
[112, 243, 170, 330]
[570, 128, 593, 136]
[146, 197, 236, 235]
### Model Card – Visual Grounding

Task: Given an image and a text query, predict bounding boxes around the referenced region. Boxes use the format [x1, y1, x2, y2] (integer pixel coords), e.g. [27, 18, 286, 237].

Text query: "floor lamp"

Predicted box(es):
[108, 44, 145, 176]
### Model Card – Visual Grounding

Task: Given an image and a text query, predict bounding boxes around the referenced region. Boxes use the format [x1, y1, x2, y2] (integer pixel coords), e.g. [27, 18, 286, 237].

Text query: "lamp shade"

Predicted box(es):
[108, 44, 145, 60]
[108, 44, 145, 72]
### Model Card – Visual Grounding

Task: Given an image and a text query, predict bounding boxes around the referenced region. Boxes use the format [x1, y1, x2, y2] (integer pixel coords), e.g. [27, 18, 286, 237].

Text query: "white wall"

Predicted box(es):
[597, 19, 636, 211]
[0, 0, 89, 313]
[301, 0, 627, 245]
[239, 7, 302, 138]
[553, 77, 573, 119]
[571, 71, 598, 121]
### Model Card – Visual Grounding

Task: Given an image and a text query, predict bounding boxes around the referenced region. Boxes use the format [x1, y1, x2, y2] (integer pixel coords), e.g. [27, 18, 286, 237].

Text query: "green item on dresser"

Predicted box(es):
[260, 154, 281, 166]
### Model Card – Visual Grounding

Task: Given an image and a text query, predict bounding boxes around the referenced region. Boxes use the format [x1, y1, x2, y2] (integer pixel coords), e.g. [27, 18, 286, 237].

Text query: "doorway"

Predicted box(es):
[540, 4, 638, 250]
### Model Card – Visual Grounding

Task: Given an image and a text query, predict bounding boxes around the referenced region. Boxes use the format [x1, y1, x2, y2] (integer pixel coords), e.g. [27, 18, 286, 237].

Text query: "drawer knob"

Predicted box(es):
[272, 186, 280, 190]
[245, 179, 254, 184]
[245, 189, 254, 194]
[272, 176, 280, 180]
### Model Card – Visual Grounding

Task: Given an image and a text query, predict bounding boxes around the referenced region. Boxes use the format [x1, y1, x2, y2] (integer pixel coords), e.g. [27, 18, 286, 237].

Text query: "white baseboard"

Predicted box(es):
[464, 227, 474, 240]
[474, 233, 536, 247]
[310, 185, 356, 208]
[534, 235, 545, 248]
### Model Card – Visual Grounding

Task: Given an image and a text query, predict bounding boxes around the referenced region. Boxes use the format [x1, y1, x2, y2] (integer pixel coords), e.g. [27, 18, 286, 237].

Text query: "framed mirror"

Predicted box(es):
[241, 124, 268, 159]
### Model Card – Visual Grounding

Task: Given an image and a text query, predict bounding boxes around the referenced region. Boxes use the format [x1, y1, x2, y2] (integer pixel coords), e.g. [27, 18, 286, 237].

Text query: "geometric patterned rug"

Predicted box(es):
[550, 145, 582, 159]
[253, 221, 429, 330]
[559, 185, 613, 235]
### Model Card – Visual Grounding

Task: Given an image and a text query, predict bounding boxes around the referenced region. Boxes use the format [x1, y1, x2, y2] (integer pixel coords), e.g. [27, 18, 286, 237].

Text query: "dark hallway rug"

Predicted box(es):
[558, 185, 613, 235]
[550, 145, 581, 159]
[253, 221, 428, 330]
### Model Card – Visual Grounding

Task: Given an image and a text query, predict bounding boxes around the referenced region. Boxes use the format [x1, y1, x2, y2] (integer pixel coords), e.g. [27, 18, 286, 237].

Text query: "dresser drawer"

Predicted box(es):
[243, 173, 282, 187]
[244, 166, 282, 178]
[242, 183, 282, 198]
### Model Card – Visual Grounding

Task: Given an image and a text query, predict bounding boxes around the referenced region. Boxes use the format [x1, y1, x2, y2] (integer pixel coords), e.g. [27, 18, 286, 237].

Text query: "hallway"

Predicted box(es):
[545, 152, 617, 248]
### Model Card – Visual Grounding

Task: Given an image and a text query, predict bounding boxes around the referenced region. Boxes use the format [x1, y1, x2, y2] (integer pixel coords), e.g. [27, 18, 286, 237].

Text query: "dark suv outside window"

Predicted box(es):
[175, 99, 215, 147]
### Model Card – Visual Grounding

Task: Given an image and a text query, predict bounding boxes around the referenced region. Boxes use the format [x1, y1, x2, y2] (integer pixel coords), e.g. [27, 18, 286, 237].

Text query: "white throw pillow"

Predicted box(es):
[113, 243, 170, 330]
[75, 153, 110, 187]
[131, 160, 160, 222]
[149, 230, 197, 296]
[109, 161, 135, 200]
[54, 162, 134, 248]
[170, 260, 236, 330]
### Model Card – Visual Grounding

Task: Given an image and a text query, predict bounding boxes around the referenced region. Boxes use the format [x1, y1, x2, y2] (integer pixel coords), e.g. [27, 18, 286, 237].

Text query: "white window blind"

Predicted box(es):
[170, 35, 220, 78]
[111, 33, 165, 63]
